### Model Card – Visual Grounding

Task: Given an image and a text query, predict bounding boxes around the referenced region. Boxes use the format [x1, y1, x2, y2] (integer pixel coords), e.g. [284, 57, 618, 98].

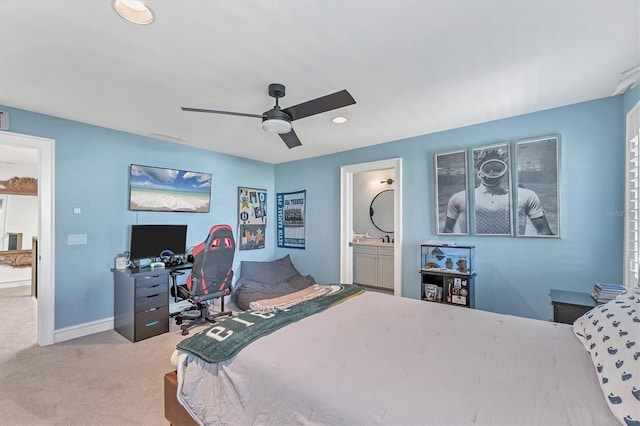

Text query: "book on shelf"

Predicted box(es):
[594, 282, 625, 291]
[591, 282, 625, 303]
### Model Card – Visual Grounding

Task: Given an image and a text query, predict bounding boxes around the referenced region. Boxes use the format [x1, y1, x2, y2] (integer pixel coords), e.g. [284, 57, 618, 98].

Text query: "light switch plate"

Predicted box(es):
[68, 234, 87, 245]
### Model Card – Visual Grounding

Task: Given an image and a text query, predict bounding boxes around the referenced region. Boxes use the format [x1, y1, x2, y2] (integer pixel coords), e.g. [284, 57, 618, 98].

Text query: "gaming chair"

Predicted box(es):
[171, 224, 235, 335]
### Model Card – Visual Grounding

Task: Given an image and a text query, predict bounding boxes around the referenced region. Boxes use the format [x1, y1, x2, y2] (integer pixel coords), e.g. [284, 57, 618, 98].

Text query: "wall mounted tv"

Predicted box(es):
[129, 164, 212, 212]
[129, 224, 188, 261]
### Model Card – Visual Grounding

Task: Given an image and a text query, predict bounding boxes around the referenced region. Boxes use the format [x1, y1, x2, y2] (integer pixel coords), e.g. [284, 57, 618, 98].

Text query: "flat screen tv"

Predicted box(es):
[129, 164, 212, 212]
[129, 224, 188, 261]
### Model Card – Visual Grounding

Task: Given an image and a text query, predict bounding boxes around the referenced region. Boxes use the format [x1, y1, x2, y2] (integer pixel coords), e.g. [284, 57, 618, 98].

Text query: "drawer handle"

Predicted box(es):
[145, 307, 157, 313]
[144, 321, 159, 327]
[146, 294, 160, 298]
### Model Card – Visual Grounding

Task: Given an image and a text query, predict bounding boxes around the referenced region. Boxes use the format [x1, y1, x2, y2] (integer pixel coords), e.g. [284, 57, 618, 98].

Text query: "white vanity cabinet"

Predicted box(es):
[353, 243, 394, 290]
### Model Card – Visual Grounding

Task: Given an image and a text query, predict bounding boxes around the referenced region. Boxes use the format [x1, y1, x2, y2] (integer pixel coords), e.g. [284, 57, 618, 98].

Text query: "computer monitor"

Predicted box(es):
[129, 224, 187, 261]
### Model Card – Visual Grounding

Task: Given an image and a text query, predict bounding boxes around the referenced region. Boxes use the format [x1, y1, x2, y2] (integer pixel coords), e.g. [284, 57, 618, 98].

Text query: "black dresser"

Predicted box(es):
[113, 268, 170, 342]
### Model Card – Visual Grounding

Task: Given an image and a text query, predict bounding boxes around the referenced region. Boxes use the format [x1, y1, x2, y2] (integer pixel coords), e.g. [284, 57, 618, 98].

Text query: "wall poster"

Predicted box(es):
[238, 187, 267, 250]
[277, 189, 306, 249]
[471, 143, 513, 236]
[435, 149, 469, 235]
[514, 135, 560, 237]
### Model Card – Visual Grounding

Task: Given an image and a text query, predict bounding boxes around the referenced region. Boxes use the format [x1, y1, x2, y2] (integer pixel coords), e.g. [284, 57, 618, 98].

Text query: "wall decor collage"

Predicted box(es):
[238, 187, 267, 251]
[434, 135, 560, 238]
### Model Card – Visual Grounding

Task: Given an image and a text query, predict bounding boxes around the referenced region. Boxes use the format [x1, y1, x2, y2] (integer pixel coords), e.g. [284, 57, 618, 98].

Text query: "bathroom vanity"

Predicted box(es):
[353, 241, 394, 291]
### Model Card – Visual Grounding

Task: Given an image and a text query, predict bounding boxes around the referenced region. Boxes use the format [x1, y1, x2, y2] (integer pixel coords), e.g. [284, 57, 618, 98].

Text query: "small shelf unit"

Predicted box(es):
[419, 243, 476, 308]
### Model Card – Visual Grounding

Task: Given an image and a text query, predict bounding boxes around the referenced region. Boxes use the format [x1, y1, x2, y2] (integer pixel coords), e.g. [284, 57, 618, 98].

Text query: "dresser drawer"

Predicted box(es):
[135, 274, 167, 288]
[135, 292, 168, 312]
[136, 306, 168, 326]
[137, 282, 167, 298]
[135, 319, 169, 341]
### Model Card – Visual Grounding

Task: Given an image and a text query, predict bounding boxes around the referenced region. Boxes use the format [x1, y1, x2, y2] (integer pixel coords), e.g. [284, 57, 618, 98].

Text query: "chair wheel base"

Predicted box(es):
[181, 330, 189, 336]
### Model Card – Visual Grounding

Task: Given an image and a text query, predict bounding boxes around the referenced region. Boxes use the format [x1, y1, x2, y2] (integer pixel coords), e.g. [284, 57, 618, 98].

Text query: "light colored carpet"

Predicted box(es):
[0, 285, 219, 425]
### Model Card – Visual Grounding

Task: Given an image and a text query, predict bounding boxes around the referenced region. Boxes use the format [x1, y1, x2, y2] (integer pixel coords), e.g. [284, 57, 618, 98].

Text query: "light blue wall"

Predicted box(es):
[275, 96, 625, 321]
[1, 105, 275, 329]
[0, 95, 626, 328]
[624, 84, 640, 114]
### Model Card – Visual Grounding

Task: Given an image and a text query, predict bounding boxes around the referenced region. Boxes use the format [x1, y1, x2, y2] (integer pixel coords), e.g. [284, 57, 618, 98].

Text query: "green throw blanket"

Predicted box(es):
[177, 284, 364, 363]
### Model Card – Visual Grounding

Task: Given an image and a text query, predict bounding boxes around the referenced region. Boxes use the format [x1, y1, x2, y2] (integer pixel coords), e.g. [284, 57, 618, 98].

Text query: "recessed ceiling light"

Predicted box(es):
[331, 116, 348, 124]
[113, 0, 154, 25]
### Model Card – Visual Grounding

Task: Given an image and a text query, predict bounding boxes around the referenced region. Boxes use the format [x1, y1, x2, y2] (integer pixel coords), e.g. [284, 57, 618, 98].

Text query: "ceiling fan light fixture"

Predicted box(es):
[113, 0, 154, 25]
[262, 118, 292, 134]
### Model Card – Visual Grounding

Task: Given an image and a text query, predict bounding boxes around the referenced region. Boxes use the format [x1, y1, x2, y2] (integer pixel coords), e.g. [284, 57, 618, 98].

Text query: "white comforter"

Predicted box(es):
[173, 291, 617, 425]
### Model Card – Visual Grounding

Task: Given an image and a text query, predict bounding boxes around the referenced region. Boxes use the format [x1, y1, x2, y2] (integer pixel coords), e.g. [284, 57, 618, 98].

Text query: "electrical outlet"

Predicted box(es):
[68, 234, 87, 245]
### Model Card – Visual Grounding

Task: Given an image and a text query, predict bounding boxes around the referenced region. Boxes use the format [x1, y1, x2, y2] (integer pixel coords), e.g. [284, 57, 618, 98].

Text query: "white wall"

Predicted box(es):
[4, 194, 38, 250]
[0, 155, 38, 284]
[353, 169, 395, 240]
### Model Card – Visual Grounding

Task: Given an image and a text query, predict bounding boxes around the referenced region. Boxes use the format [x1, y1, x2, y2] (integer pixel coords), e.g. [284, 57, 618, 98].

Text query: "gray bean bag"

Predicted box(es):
[232, 255, 316, 311]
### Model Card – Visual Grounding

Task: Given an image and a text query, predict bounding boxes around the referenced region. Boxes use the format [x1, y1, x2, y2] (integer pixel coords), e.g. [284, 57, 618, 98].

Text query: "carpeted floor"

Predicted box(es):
[0, 285, 207, 425]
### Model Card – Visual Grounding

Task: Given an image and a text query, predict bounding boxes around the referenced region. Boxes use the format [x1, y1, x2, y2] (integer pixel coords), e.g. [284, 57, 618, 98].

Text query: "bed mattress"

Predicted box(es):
[173, 290, 618, 425]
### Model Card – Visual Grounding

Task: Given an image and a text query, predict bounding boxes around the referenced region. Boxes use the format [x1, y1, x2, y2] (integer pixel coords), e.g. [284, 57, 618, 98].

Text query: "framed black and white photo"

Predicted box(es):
[514, 135, 560, 238]
[435, 150, 468, 235]
[472, 143, 513, 236]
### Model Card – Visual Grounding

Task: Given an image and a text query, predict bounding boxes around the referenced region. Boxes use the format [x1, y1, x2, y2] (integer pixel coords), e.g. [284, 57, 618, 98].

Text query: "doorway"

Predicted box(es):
[340, 158, 402, 296]
[0, 131, 55, 345]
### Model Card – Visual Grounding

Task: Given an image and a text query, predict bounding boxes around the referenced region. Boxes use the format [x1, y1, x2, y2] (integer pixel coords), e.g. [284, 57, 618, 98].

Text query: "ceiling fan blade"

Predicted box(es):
[181, 107, 264, 119]
[282, 90, 355, 121]
[279, 128, 302, 149]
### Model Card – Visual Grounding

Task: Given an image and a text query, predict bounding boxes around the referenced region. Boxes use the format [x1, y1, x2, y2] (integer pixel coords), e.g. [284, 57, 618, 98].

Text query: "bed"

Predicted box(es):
[166, 286, 639, 425]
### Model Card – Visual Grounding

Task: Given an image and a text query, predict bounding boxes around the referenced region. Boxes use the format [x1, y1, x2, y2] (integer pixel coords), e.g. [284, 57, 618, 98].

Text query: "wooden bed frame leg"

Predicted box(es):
[164, 371, 198, 426]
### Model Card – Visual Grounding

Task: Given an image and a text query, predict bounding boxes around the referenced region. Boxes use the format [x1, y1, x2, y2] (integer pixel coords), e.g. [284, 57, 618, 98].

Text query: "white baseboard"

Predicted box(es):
[0, 281, 30, 289]
[54, 316, 114, 343]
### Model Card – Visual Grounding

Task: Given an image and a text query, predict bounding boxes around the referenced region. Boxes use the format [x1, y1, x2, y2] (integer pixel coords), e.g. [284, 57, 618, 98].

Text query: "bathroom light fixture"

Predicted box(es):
[331, 116, 348, 124]
[381, 178, 394, 185]
[113, 0, 154, 25]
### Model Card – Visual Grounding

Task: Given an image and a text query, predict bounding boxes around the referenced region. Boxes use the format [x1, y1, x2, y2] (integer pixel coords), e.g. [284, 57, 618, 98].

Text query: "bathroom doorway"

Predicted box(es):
[340, 158, 402, 296]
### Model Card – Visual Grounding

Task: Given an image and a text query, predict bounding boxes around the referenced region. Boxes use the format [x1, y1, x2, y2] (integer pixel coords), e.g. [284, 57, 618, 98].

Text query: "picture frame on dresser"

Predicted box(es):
[435, 149, 469, 235]
[514, 135, 560, 238]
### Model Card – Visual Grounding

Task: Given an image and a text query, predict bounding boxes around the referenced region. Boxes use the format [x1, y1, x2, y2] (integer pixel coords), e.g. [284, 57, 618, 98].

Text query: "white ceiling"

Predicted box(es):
[0, 1, 638, 165]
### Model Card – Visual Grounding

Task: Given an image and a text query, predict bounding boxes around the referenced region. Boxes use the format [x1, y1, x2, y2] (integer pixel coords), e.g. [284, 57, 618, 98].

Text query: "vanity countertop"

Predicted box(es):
[352, 240, 393, 247]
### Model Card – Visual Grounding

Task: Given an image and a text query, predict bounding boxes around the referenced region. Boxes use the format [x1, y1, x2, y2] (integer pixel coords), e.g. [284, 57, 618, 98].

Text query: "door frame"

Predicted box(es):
[0, 131, 55, 345]
[340, 158, 402, 296]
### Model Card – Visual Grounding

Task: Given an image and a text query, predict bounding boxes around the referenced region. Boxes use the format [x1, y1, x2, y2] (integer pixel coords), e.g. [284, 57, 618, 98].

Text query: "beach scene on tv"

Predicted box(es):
[129, 164, 211, 212]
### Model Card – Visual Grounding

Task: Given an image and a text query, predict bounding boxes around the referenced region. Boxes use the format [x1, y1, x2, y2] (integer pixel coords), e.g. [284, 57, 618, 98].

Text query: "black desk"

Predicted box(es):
[550, 289, 599, 324]
[126, 262, 193, 274]
[112, 263, 192, 342]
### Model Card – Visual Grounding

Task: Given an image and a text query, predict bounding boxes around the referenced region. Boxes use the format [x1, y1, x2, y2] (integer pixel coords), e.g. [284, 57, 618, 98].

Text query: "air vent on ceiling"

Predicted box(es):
[149, 132, 185, 143]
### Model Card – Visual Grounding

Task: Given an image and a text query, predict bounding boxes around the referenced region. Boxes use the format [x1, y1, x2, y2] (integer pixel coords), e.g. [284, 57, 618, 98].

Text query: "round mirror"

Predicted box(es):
[369, 189, 394, 233]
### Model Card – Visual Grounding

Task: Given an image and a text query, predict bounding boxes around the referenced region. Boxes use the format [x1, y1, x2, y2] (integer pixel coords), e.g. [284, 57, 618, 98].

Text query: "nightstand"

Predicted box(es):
[550, 289, 599, 324]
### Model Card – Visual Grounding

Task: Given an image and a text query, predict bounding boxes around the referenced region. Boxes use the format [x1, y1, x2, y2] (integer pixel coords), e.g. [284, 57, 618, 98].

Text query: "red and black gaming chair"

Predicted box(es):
[172, 224, 235, 335]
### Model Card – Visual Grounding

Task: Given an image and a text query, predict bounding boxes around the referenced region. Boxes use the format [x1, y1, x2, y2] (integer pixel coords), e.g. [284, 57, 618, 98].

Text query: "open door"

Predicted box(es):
[340, 158, 402, 296]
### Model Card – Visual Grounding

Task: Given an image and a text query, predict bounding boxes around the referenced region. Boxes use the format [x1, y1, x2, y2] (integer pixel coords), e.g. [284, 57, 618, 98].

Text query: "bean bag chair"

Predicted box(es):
[233, 255, 316, 311]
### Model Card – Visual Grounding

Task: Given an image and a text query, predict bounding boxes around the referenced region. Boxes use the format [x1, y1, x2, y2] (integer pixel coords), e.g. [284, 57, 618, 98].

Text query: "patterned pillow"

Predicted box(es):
[573, 289, 640, 425]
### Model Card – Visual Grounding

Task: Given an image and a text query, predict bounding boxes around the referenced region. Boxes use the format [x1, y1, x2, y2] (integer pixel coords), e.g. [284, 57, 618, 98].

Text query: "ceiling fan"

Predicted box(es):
[181, 83, 356, 149]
